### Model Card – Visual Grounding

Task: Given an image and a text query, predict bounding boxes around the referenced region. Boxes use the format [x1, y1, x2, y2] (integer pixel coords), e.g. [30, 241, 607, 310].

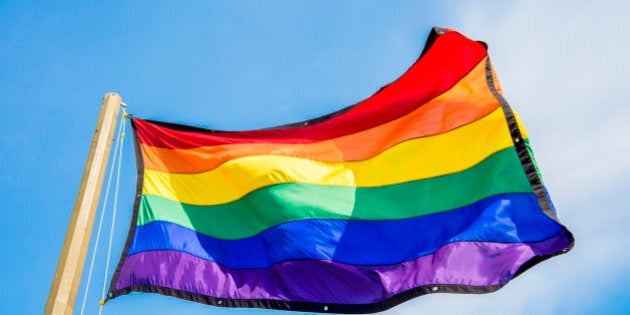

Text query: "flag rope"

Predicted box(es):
[99, 109, 128, 314]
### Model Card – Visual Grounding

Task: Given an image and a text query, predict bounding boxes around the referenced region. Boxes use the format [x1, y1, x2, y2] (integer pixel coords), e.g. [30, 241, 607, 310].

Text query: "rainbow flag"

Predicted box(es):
[107, 27, 573, 313]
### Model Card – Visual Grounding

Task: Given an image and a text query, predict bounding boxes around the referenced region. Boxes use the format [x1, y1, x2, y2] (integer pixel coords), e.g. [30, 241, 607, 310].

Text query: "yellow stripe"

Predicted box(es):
[143, 108, 522, 206]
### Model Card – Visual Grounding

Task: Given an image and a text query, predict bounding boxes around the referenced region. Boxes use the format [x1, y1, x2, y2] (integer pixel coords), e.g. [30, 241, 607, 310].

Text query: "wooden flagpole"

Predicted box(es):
[45, 93, 122, 315]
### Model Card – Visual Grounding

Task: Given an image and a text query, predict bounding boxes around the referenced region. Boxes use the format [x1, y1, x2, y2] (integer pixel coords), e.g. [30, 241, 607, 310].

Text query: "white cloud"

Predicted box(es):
[457, 1, 630, 199]
[390, 2, 630, 314]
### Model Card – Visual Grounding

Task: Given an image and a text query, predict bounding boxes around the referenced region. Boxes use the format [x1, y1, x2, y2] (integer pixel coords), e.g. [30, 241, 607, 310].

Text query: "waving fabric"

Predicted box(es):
[107, 27, 574, 314]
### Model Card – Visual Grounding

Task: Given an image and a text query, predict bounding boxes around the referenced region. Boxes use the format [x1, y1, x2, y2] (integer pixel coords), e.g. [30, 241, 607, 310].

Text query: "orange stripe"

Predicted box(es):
[141, 57, 499, 174]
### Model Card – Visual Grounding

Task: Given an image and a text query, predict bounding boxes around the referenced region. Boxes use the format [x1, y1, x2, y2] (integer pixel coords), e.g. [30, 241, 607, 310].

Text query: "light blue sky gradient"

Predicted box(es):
[1, 1, 628, 314]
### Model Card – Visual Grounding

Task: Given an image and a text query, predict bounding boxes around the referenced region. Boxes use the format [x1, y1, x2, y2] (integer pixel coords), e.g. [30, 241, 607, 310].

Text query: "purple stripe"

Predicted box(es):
[116, 230, 570, 304]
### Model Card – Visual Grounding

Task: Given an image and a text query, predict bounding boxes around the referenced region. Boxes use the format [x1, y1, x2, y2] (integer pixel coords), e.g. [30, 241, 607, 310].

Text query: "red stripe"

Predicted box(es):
[136, 31, 487, 149]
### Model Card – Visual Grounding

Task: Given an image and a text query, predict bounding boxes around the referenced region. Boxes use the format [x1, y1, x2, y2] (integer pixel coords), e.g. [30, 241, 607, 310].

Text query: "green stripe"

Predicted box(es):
[524, 139, 545, 185]
[138, 147, 533, 240]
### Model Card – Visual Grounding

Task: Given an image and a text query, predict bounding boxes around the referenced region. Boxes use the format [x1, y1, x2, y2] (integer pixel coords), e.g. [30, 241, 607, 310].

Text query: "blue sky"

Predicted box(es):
[1, 1, 629, 314]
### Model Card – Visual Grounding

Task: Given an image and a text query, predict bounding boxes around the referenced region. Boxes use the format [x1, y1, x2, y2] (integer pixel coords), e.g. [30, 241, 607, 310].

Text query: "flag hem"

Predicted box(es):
[483, 55, 575, 265]
[106, 116, 146, 303]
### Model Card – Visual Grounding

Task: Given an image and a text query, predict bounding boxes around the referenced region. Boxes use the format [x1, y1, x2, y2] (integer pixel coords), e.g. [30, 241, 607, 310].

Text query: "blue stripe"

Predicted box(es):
[128, 193, 562, 269]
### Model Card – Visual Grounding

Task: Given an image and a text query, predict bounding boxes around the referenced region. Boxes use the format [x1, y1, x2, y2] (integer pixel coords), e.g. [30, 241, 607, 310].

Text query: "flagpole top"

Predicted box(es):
[103, 93, 125, 109]
[103, 92, 122, 101]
